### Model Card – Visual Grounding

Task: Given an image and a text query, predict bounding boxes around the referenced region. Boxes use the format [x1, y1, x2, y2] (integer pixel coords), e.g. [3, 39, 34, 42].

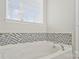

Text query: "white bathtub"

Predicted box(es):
[39, 44, 72, 59]
[0, 41, 72, 59]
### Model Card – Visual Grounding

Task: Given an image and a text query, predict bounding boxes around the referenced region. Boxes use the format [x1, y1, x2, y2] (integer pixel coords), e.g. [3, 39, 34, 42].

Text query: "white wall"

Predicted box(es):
[47, 0, 74, 32]
[0, 0, 74, 33]
[0, 0, 47, 33]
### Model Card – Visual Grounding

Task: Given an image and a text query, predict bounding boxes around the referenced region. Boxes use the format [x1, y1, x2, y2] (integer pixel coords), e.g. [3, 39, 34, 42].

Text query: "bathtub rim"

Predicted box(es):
[38, 45, 72, 59]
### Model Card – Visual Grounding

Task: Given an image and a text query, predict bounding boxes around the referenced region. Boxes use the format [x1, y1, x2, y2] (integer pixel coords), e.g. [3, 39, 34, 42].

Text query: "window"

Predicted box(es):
[6, 0, 43, 23]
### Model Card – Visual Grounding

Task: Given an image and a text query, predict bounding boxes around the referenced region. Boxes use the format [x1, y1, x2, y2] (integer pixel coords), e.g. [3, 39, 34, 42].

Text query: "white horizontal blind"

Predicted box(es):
[6, 0, 43, 23]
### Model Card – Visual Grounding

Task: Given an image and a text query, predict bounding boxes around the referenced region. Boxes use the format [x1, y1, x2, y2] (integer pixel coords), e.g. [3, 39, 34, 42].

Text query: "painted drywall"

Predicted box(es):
[0, 0, 47, 33]
[47, 0, 74, 32]
[0, 0, 74, 33]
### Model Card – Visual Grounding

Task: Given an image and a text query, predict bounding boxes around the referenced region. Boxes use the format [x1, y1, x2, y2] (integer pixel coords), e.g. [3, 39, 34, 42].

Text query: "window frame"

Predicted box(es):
[5, 0, 46, 24]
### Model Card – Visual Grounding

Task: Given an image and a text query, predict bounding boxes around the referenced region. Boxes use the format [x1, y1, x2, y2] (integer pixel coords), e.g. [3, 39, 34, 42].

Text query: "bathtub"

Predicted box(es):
[0, 41, 72, 59]
[39, 44, 72, 59]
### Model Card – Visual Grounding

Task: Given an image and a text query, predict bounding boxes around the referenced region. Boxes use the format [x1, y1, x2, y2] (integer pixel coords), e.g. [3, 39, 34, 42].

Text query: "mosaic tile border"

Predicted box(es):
[0, 33, 72, 46]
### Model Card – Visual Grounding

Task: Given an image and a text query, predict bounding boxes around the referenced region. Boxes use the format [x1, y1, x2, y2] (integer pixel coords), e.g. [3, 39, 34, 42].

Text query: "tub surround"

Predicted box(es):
[0, 33, 72, 46]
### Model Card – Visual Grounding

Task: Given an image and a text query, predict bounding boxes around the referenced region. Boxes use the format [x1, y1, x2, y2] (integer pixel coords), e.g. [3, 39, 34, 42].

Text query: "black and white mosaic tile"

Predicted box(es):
[0, 33, 72, 46]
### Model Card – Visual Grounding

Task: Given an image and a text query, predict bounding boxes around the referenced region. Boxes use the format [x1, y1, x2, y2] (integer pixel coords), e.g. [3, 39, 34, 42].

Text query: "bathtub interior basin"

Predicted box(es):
[0, 41, 62, 59]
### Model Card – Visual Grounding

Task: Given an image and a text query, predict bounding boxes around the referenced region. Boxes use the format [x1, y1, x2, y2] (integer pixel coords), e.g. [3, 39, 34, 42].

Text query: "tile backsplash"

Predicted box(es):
[0, 33, 72, 46]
